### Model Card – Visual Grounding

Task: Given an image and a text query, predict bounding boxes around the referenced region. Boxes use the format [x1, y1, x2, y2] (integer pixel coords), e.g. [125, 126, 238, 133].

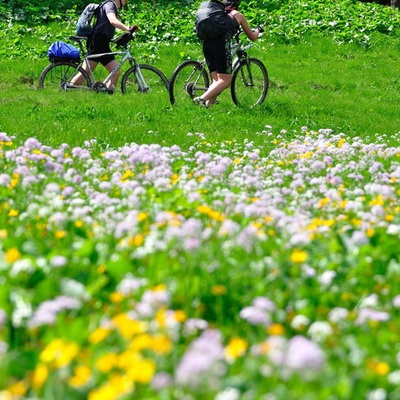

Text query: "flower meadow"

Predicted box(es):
[1, 127, 400, 400]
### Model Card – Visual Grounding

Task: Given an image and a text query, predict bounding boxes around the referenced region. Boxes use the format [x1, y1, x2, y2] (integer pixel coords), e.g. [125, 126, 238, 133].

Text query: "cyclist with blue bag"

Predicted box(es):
[72, 0, 137, 93]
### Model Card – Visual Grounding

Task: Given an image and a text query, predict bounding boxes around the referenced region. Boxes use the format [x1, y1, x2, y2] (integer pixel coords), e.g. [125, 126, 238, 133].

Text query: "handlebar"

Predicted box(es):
[111, 30, 137, 48]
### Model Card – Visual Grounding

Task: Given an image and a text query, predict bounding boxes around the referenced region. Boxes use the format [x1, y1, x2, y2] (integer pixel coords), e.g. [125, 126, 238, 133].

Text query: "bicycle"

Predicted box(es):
[168, 31, 269, 108]
[38, 32, 169, 96]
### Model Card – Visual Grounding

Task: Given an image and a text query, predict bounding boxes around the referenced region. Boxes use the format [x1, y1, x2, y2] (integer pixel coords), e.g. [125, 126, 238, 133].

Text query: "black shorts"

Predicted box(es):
[87, 32, 115, 66]
[203, 35, 232, 75]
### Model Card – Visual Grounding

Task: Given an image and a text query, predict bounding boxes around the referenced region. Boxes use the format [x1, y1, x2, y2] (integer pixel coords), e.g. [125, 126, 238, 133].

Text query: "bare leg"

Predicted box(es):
[104, 60, 120, 90]
[71, 59, 98, 85]
[201, 72, 232, 108]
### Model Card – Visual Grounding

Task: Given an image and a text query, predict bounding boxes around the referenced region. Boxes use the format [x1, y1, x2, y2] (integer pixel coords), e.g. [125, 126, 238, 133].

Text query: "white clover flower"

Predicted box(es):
[10, 292, 32, 327]
[359, 294, 379, 309]
[308, 321, 333, 342]
[215, 387, 241, 400]
[10, 259, 34, 278]
[328, 307, 349, 323]
[61, 278, 90, 301]
[290, 314, 310, 330]
[367, 388, 387, 400]
[319, 270, 336, 287]
[388, 370, 400, 385]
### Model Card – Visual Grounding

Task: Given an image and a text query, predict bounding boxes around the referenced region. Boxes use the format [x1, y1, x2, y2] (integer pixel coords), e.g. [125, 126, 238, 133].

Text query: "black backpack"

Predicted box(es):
[195, 0, 228, 41]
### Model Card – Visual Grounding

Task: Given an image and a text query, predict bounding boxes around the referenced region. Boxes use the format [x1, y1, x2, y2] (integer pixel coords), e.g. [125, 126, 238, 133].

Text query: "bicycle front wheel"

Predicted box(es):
[231, 58, 269, 107]
[169, 60, 210, 105]
[121, 64, 169, 96]
[38, 61, 91, 91]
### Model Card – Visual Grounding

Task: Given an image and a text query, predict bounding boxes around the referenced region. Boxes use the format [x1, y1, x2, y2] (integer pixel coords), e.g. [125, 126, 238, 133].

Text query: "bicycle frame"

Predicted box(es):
[39, 34, 170, 95]
[71, 37, 149, 92]
[82, 50, 131, 87]
[169, 30, 268, 106]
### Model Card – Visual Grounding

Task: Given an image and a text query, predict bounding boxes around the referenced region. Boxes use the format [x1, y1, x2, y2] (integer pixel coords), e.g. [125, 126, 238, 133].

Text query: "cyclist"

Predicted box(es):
[71, 0, 136, 93]
[193, 0, 263, 108]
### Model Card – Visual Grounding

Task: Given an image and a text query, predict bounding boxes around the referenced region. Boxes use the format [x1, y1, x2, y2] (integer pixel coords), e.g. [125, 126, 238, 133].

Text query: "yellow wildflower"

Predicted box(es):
[69, 365, 92, 388]
[54, 230, 67, 239]
[224, 337, 248, 360]
[121, 170, 135, 181]
[40, 339, 79, 369]
[88, 374, 133, 400]
[117, 349, 141, 370]
[369, 195, 384, 207]
[171, 173, 179, 184]
[173, 310, 187, 323]
[128, 234, 144, 247]
[137, 212, 148, 222]
[7, 380, 28, 396]
[267, 323, 285, 336]
[8, 209, 18, 217]
[290, 249, 308, 263]
[96, 352, 118, 373]
[112, 313, 146, 339]
[97, 265, 107, 274]
[152, 283, 167, 292]
[151, 334, 172, 354]
[89, 327, 111, 344]
[155, 308, 167, 328]
[5, 248, 21, 263]
[375, 361, 390, 375]
[317, 197, 330, 208]
[366, 228, 375, 237]
[211, 285, 227, 295]
[109, 292, 124, 304]
[130, 334, 153, 351]
[32, 364, 49, 390]
[126, 359, 156, 383]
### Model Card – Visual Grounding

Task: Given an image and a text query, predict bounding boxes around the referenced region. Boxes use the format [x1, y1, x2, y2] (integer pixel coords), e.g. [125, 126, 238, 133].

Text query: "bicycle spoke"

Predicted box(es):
[38, 61, 91, 92]
[121, 64, 169, 98]
[169, 60, 209, 105]
[231, 58, 268, 107]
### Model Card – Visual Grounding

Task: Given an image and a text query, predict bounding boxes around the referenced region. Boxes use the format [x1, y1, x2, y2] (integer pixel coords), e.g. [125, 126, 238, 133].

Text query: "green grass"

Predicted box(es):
[2, 27, 400, 399]
[1, 34, 400, 150]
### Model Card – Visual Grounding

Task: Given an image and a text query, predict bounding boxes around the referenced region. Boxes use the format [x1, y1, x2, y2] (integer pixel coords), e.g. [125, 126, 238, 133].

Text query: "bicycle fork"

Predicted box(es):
[238, 51, 254, 88]
[130, 59, 149, 93]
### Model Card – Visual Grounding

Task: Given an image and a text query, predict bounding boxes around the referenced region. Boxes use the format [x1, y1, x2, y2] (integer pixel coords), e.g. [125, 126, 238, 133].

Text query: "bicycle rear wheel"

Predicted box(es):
[38, 61, 91, 91]
[169, 60, 210, 105]
[121, 64, 169, 96]
[231, 58, 268, 107]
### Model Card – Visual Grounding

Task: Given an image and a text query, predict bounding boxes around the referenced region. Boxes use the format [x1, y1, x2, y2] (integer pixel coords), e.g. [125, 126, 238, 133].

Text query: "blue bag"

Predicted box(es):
[47, 41, 80, 61]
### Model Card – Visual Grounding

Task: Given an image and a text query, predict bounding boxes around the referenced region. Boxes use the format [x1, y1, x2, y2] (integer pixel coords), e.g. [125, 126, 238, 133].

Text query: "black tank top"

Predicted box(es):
[225, 10, 240, 41]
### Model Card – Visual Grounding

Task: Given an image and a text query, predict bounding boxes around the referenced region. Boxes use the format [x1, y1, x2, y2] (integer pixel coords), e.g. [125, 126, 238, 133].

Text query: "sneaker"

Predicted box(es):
[106, 85, 115, 95]
[62, 82, 78, 90]
[193, 97, 208, 108]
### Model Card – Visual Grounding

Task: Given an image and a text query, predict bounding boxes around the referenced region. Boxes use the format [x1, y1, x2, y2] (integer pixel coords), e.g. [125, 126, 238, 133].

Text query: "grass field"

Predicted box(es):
[1, 34, 400, 150]
[1, 33, 400, 399]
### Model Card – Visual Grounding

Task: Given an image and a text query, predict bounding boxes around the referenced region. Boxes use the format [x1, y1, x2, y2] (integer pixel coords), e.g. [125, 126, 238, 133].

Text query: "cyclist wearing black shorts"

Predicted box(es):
[193, 0, 263, 108]
[72, 0, 135, 92]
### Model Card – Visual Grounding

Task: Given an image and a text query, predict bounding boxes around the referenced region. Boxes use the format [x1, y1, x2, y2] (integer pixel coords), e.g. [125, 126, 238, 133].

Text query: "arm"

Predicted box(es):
[233, 12, 261, 42]
[107, 11, 131, 32]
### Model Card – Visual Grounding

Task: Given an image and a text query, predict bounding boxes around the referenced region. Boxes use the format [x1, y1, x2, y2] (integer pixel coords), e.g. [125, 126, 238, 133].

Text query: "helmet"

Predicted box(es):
[222, 0, 241, 9]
